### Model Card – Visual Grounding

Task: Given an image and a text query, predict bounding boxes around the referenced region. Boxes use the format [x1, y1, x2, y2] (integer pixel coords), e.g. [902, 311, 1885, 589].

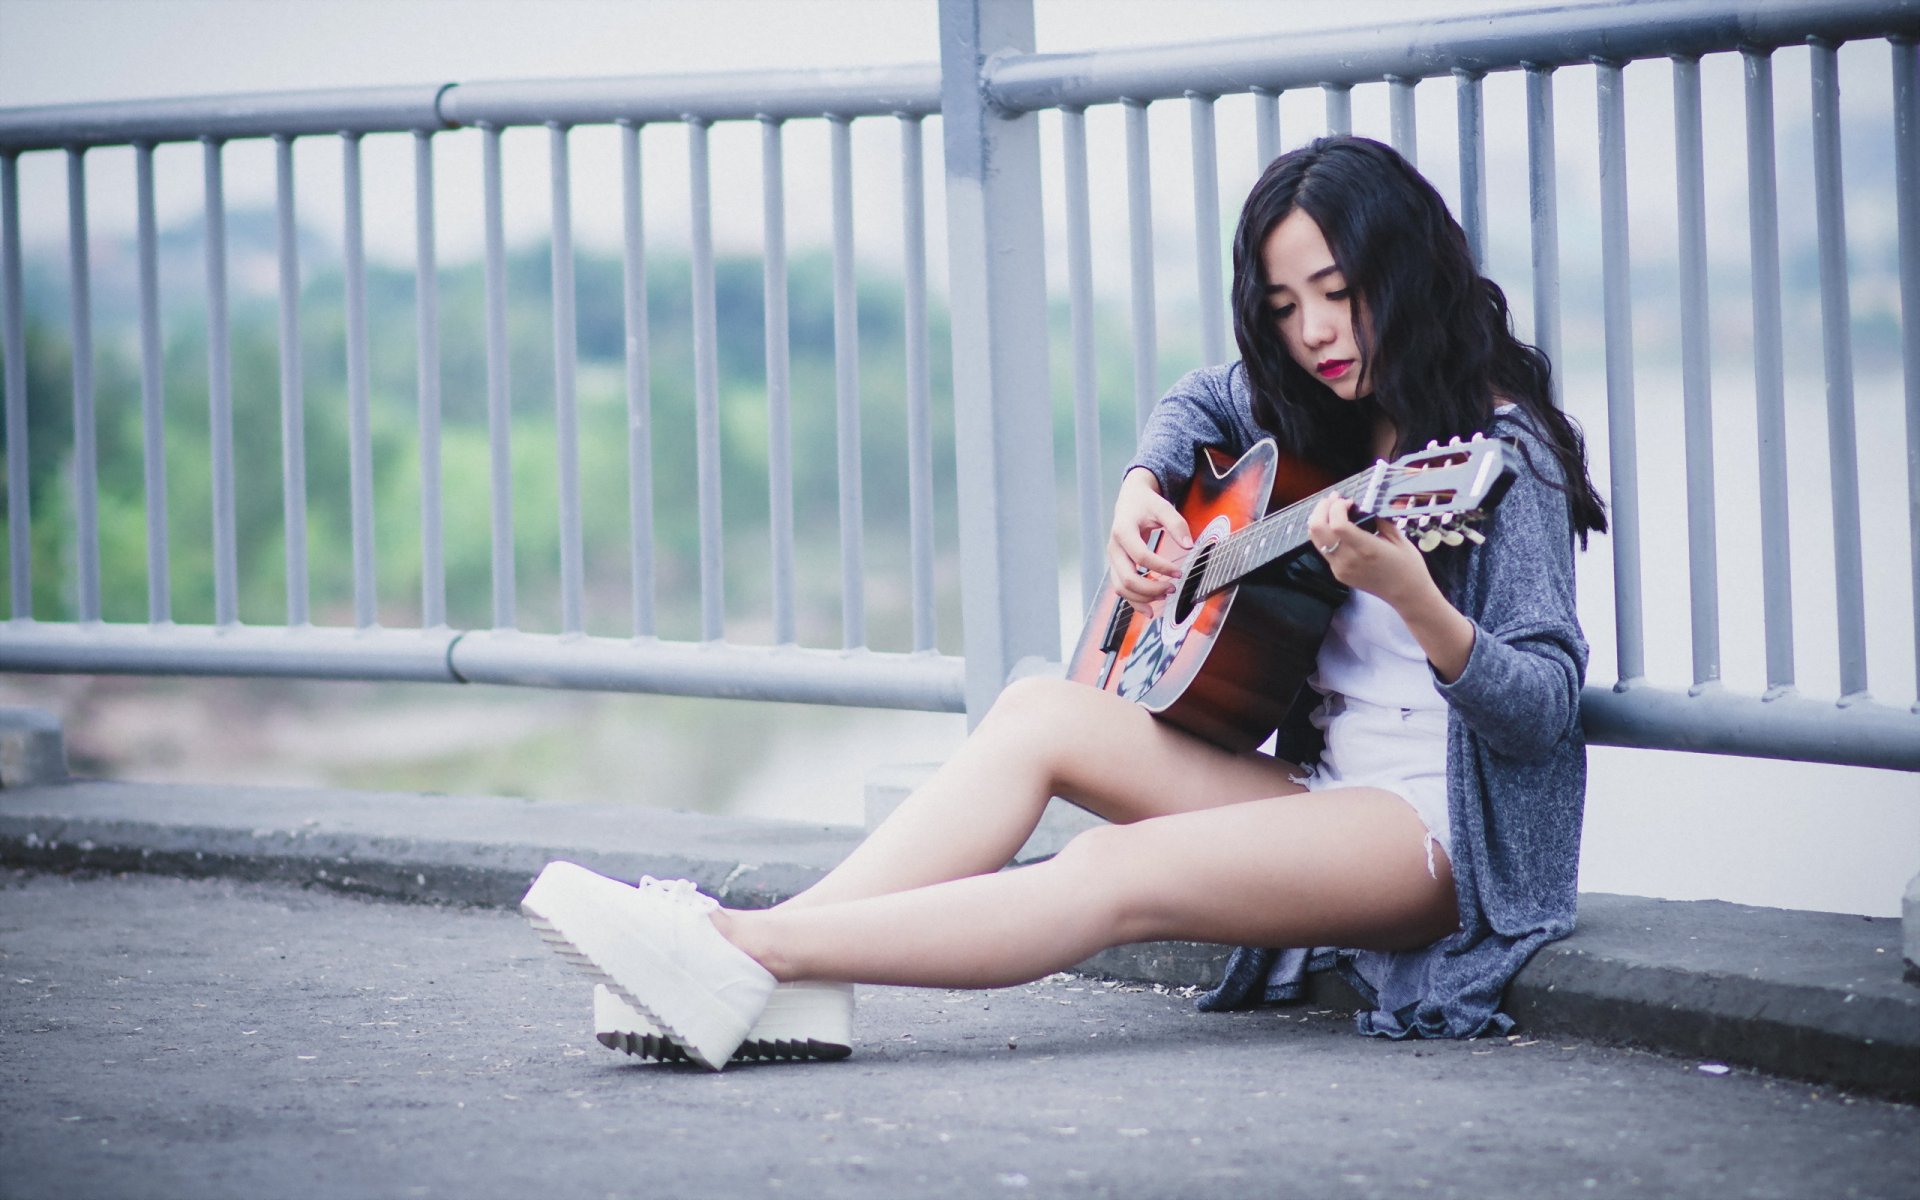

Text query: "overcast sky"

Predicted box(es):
[0, 1, 1550, 104]
[0, 0, 1584, 265]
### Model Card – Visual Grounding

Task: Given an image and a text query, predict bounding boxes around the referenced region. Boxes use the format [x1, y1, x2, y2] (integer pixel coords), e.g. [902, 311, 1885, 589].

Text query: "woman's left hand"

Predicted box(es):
[1307, 494, 1433, 609]
[1309, 495, 1479, 683]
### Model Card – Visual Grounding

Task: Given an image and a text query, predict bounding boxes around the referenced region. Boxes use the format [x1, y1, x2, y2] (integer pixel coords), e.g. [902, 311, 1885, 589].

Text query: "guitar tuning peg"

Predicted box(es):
[1448, 435, 1461, 446]
[1461, 526, 1486, 545]
[1417, 528, 1444, 553]
[1425, 438, 1439, 450]
[1441, 529, 1465, 547]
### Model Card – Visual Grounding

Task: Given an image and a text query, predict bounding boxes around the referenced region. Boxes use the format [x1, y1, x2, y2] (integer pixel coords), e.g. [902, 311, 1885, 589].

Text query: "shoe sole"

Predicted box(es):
[594, 982, 853, 1063]
[521, 861, 753, 1071]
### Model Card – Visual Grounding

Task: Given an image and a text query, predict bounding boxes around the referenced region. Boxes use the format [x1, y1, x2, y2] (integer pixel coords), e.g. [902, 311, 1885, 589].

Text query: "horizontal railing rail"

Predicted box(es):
[0, 66, 943, 152]
[985, 0, 1920, 110]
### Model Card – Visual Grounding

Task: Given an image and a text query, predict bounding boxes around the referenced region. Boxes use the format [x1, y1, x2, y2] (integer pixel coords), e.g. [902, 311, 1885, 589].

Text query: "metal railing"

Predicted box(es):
[0, 65, 959, 711]
[1, 0, 1917, 771]
[968, 0, 1920, 768]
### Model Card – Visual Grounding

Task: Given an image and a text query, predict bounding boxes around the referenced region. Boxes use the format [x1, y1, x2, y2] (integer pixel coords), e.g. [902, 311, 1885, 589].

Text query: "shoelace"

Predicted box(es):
[633, 875, 718, 913]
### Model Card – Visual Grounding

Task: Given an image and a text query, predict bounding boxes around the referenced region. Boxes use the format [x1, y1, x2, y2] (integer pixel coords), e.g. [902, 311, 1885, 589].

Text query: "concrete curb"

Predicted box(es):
[2, 777, 1914, 1102]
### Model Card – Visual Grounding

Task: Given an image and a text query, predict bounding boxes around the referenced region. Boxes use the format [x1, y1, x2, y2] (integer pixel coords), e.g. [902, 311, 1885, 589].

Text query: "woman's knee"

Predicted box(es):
[1046, 822, 1154, 932]
[982, 675, 1080, 727]
[975, 677, 1086, 759]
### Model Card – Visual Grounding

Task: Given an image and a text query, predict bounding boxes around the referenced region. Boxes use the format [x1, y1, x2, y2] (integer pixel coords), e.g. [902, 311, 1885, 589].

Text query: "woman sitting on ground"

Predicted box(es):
[522, 133, 1608, 1070]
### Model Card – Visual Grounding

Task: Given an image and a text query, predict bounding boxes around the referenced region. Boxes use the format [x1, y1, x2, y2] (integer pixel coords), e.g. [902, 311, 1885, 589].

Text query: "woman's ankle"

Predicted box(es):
[711, 907, 791, 982]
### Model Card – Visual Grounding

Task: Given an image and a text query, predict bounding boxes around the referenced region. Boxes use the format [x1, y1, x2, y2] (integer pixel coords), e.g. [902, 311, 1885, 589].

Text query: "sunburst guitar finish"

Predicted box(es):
[1066, 435, 1513, 753]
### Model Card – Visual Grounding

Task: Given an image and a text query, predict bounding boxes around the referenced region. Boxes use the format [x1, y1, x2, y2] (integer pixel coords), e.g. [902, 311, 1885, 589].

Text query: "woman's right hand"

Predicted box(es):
[1107, 468, 1195, 614]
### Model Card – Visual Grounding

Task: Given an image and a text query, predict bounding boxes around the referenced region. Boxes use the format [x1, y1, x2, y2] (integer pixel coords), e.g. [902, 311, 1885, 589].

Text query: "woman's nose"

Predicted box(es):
[1301, 305, 1336, 348]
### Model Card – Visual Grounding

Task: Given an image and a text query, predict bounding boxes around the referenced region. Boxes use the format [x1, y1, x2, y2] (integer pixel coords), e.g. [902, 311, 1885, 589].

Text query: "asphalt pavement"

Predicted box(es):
[5, 868, 1917, 1200]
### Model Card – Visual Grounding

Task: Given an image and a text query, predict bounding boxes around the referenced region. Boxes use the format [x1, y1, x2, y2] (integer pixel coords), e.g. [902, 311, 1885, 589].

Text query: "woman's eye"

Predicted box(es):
[1327, 289, 1349, 301]
[1270, 304, 1295, 320]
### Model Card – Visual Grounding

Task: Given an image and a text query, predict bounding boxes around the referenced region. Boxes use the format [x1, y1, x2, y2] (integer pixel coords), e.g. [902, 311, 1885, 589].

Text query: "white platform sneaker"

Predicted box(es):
[594, 980, 855, 1063]
[521, 862, 776, 1071]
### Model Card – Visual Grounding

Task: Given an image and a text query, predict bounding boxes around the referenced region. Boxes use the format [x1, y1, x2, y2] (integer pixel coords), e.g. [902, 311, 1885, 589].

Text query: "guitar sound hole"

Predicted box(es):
[1172, 543, 1213, 624]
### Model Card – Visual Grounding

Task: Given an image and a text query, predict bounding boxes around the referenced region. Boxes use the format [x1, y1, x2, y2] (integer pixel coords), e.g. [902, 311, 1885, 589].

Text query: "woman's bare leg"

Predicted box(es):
[721, 786, 1458, 988]
[783, 676, 1307, 910]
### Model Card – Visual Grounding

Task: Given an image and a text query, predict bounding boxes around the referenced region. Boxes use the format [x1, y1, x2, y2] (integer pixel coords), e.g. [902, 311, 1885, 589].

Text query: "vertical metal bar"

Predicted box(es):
[1895, 37, 1920, 707]
[1672, 55, 1720, 688]
[413, 129, 444, 630]
[274, 134, 308, 628]
[136, 142, 169, 625]
[1389, 76, 1419, 165]
[1188, 92, 1226, 368]
[1524, 64, 1562, 406]
[1253, 87, 1280, 169]
[1811, 38, 1867, 698]
[1596, 60, 1644, 683]
[1123, 98, 1158, 432]
[548, 121, 583, 636]
[1063, 106, 1103, 605]
[481, 124, 516, 630]
[1455, 70, 1488, 267]
[1744, 48, 1794, 692]
[900, 113, 937, 653]
[66, 148, 100, 622]
[203, 137, 238, 628]
[939, 0, 1058, 719]
[761, 117, 796, 646]
[620, 120, 655, 639]
[687, 117, 725, 643]
[342, 132, 376, 630]
[0, 153, 24, 620]
[1323, 84, 1352, 135]
[829, 114, 865, 650]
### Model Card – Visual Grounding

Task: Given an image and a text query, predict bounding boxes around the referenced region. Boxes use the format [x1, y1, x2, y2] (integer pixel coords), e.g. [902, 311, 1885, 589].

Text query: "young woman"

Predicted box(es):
[522, 134, 1609, 1070]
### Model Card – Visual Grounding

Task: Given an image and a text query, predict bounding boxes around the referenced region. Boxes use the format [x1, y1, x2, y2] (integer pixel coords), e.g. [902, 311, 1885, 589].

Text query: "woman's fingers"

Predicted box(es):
[1308, 495, 1355, 562]
[1108, 485, 1195, 611]
[1107, 542, 1169, 609]
[1146, 495, 1195, 551]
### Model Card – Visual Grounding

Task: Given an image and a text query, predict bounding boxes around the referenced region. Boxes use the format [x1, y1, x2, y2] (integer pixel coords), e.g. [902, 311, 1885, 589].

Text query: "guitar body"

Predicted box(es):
[1066, 440, 1350, 753]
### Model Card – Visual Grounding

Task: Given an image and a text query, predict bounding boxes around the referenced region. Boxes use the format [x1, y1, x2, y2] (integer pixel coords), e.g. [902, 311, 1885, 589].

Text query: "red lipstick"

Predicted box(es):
[1316, 358, 1353, 380]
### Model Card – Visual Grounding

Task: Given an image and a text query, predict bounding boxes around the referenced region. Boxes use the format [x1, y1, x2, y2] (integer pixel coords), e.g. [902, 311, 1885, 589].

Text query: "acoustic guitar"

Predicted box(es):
[1065, 435, 1514, 752]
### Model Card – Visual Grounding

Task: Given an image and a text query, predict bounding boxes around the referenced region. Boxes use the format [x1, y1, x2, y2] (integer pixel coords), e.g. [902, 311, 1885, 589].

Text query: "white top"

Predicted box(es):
[1311, 406, 1514, 713]
[1310, 588, 1446, 712]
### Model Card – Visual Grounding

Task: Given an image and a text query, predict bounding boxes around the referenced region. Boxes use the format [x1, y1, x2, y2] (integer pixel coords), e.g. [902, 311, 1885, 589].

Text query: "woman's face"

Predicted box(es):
[1260, 208, 1367, 401]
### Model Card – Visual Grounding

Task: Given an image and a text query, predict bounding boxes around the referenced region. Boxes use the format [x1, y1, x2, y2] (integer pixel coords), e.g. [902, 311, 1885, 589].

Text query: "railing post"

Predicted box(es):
[938, 0, 1059, 723]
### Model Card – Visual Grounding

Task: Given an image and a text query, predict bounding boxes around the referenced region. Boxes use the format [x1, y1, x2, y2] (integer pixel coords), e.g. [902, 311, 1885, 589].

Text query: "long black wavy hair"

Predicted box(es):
[1231, 135, 1607, 544]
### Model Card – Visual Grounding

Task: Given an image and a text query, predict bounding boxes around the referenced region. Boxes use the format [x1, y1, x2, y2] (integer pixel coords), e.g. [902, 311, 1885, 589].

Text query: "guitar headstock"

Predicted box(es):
[1369, 435, 1514, 554]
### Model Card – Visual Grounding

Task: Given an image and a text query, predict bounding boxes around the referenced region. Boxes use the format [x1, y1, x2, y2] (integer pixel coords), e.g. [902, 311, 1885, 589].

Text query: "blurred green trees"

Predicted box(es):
[1, 222, 977, 652]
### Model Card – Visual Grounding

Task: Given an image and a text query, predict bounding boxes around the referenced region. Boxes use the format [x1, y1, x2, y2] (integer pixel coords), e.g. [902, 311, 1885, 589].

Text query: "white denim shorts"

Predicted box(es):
[1296, 693, 1452, 875]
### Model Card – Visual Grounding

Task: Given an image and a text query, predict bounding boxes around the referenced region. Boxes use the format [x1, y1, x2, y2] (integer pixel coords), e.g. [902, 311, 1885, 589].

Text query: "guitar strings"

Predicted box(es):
[1190, 461, 1467, 598]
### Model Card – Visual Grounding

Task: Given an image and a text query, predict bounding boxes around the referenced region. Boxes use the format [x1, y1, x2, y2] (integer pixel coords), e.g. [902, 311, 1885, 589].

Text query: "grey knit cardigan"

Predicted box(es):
[1125, 363, 1589, 1040]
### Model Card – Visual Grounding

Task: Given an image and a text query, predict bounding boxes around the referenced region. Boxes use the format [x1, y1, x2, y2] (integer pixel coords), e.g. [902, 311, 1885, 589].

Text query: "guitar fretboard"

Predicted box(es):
[1194, 467, 1379, 599]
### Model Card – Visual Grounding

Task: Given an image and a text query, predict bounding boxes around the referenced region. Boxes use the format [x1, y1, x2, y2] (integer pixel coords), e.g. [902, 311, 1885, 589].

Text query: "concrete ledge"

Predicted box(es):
[1, 777, 1913, 1101]
[0, 779, 853, 911]
[1510, 893, 1918, 1099]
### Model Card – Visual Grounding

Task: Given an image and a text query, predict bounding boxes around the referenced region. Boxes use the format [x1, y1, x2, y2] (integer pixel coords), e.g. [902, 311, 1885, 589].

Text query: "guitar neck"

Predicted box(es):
[1196, 463, 1381, 597]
